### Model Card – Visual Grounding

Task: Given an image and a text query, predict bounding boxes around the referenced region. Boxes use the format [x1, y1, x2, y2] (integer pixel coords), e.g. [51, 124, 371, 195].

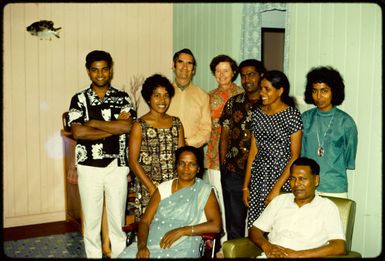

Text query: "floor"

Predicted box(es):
[3, 221, 79, 241]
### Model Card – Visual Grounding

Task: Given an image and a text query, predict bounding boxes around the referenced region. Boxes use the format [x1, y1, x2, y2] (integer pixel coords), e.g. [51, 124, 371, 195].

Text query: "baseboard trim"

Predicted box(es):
[4, 211, 66, 228]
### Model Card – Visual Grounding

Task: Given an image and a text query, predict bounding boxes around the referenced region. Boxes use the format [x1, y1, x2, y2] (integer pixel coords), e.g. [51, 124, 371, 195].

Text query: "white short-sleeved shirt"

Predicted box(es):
[253, 193, 345, 251]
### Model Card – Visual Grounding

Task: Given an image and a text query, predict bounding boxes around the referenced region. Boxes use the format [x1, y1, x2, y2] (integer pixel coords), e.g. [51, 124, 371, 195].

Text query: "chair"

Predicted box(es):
[199, 184, 224, 258]
[122, 177, 139, 246]
[200, 232, 222, 258]
[222, 195, 362, 258]
[62, 112, 71, 132]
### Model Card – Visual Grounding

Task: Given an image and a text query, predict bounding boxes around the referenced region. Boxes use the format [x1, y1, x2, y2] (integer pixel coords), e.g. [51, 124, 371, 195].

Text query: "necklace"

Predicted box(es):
[316, 114, 334, 157]
[174, 178, 196, 191]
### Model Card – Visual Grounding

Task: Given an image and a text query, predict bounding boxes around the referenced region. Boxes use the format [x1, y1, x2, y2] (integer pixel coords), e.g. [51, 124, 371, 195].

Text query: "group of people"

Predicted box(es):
[67, 48, 357, 258]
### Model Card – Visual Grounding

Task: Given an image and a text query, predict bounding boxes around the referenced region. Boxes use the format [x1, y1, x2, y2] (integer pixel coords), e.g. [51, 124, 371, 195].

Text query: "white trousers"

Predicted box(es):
[77, 159, 129, 258]
[204, 169, 227, 244]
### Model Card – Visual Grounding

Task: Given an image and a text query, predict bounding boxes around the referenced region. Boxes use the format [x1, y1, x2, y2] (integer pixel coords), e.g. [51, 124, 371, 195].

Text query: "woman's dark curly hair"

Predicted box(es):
[304, 66, 345, 106]
[141, 74, 175, 103]
[209, 54, 238, 82]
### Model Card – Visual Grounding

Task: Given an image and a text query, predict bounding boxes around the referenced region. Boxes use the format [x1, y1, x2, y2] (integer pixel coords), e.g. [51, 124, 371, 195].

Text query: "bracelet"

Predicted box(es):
[191, 225, 194, 235]
[242, 187, 249, 191]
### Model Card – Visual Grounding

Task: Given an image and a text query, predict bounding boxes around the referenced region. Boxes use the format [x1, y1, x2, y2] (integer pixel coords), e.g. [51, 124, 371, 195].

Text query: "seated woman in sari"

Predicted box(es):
[118, 145, 222, 258]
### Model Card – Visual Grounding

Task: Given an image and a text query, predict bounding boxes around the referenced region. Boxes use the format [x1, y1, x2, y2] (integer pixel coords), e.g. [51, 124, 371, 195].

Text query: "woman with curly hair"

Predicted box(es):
[301, 66, 357, 198]
[129, 74, 185, 220]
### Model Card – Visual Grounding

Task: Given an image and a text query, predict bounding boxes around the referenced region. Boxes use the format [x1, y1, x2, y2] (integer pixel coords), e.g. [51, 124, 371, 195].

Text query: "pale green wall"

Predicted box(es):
[173, 3, 243, 92]
[173, 3, 382, 258]
[286, 3, 382, 257]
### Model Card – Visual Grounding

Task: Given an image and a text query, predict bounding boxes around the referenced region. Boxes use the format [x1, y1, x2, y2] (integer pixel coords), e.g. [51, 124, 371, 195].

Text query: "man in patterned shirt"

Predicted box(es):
[219, 59, 266, 240]
[67, 50, 136, 258]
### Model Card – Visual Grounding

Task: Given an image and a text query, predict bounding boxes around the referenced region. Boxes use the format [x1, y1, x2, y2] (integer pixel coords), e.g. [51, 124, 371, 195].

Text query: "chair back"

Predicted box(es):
[62, 112, 71, 132]
[320, 196, 356, 252]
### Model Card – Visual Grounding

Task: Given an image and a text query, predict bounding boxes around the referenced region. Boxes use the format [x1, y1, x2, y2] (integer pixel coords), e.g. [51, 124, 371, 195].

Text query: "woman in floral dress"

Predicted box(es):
[129, 74, 185, 220]
[206, 54, 243, 242]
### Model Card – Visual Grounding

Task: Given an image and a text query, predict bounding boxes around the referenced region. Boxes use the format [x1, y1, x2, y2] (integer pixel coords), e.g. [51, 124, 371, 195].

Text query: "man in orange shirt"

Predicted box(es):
[167, 48, 211, 167]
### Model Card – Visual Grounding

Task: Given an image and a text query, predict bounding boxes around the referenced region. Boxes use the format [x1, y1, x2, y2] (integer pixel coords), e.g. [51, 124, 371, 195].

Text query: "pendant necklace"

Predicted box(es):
[316, 114, 334, 157]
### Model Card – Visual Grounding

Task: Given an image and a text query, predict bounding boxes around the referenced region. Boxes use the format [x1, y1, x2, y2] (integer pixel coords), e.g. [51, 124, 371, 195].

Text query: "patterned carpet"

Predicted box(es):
[3, 232, 86, 258]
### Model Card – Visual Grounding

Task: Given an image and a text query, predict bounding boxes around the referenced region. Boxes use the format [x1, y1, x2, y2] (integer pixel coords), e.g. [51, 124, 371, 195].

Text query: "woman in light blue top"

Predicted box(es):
[301, 66, 358, 198]
[118, 146, 222, 258]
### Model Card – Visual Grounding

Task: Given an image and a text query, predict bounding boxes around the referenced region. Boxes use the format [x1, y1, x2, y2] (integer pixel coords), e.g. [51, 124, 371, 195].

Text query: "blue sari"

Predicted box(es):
[119, 178, 212, 258]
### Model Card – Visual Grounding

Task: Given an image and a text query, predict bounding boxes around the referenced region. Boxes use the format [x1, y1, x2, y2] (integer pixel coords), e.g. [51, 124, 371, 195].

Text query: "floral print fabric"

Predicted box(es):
[206, 84, 243, 170]
[219, 93, 257, 175]
[132, 117, 182, 219]
[68, 86, 136, 167]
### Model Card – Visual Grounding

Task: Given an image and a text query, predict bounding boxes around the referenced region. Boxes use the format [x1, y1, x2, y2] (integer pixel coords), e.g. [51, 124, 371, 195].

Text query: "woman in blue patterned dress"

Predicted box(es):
[119, 146, 222, 258]
[129, 74, 185, 220]
[242, 70, 303, 229]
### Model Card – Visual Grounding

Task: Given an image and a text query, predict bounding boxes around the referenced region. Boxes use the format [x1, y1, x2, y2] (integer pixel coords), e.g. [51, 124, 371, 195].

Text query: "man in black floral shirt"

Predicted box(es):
[67, 50, 136, 258]
[219, 59, 266, 240]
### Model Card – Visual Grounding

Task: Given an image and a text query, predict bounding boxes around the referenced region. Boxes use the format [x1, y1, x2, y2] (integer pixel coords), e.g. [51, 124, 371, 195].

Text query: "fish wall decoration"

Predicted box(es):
[26, 20, 62, 40]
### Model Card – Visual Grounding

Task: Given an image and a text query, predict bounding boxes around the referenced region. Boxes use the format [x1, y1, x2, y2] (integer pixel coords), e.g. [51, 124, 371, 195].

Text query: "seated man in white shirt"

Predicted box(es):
[249, 157, 346, 258]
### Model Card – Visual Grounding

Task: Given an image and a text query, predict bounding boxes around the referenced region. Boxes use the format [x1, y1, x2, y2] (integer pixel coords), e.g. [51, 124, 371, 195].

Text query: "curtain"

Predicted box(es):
[240, 3, 287, 62]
